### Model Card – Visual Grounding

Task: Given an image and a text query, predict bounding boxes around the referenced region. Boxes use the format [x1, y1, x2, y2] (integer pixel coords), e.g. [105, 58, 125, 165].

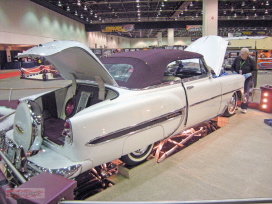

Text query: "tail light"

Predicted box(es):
[65, 98, 75, 117]
[62, 120, 73, 144]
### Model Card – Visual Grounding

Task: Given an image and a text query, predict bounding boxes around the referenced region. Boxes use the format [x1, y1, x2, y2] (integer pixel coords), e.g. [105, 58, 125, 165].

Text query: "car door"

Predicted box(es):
[179, 58, 222, 128]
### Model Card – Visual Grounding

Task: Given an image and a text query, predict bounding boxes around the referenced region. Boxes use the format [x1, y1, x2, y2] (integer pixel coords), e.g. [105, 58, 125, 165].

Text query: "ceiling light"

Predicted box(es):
[137, 9, 140, 12]
[80, 14, 83, 18]
[180, 11, 183, 15]
[77, 0, 81, 6]
[74, 11, 78, 16]
[231, 6, 234, 11]
[253, 5, 256, 10]
[246, 16, 249, 19]
[84, 5, 87, 11]
[162, 2, 165, 7]
[58, 1, 62, 7]
[90, 10, 93, 15]
[86, 17, 89, 21]
[241, 9, 244, 14]
[66, 5, 70, 12]
[223, 10, 226, 14]
[94, 14, 97, 18]
[190, 2, 193, 6]
[234, 13, 237, 17]
[185, 7, 187, 11]
[266, 1, 269, 5]
[265, 10, 268, 14]
[241, 2, 245, 6]
[90, 20, 92, 23]
[99, 17, 101, 21]
[138, 13, 141, 16]
[254, 13, 257, 17]
[137, 4, 140, 8]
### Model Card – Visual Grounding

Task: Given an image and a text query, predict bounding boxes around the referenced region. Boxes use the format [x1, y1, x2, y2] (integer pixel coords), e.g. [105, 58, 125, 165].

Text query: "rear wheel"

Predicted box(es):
[120, 144, 154, 166]
[223, 92, 238, 117]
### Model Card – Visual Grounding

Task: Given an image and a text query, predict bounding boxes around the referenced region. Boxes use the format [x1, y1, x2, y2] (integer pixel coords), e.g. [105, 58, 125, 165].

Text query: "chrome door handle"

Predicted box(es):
[186, 85, 194, 90]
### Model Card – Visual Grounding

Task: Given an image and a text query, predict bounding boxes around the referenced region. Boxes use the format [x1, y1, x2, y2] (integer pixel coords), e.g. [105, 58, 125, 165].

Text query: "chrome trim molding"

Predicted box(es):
[189, 88, 243, 108]
[86, 107, 185, 146]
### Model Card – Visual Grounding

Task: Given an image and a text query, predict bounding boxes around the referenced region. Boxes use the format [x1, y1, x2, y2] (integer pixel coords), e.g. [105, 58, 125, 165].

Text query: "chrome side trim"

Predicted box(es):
[189, 88, 243, 108]
[86, 107, 185, 146]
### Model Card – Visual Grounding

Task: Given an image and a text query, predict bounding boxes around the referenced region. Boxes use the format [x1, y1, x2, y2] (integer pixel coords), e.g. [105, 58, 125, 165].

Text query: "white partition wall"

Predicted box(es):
[0, 0, 87, 46]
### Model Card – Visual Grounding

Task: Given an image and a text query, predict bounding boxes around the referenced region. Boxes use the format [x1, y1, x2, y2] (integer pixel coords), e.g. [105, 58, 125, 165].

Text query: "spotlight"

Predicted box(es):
[58, 1, 62, 7]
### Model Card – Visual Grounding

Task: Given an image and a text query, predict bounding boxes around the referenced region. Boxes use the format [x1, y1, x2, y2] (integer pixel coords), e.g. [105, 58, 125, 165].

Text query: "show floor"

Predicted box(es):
[88, 109, 272, 202]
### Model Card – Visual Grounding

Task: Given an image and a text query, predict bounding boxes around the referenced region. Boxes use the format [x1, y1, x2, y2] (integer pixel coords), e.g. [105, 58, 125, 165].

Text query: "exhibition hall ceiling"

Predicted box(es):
[30, 0, 272, 38]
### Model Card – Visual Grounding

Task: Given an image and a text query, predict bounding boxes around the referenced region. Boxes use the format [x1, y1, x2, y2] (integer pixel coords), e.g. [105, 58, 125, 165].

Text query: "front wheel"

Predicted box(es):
[120, 144, 154, 166]
[223, 92, 238, 117]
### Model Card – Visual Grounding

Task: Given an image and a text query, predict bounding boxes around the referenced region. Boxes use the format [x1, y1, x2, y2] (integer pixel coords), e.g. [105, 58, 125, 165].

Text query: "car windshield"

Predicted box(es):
[103, 63, 134, 82]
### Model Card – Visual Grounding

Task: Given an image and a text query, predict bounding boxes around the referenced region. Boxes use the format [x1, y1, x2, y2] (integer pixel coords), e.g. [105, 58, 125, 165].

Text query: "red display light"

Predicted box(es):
[260, 85, 272, 113]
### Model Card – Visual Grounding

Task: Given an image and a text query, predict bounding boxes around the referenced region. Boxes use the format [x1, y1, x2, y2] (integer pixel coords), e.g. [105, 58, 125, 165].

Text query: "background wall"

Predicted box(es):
[87, 32, 130, 48]
[130, 37, 192, 48]
[0, 0, 87, 46]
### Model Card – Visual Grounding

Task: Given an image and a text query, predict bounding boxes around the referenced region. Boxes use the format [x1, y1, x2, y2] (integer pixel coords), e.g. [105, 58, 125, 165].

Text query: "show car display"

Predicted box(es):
[0, 36, 245, 186]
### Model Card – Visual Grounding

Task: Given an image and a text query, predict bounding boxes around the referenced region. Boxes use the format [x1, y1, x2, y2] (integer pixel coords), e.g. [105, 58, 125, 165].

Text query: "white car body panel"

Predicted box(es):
[185, 35, 228, 76]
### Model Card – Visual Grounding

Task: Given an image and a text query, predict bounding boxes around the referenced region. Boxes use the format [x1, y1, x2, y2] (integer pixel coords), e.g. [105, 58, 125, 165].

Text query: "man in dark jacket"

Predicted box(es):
[231, 48, 257, 113]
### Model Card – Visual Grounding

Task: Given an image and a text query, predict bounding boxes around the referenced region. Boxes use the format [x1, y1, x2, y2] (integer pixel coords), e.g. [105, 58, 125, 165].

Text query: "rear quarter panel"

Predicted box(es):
[50, 84, 187, 167]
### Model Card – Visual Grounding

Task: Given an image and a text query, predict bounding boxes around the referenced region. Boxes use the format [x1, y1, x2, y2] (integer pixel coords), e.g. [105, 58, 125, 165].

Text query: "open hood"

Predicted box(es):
[18, 41, 118, 86]
[185, 36, 228, 76]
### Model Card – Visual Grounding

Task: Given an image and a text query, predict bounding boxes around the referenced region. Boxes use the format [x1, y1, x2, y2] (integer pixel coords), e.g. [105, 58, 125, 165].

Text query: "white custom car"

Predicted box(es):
[0, 36, 244, 184]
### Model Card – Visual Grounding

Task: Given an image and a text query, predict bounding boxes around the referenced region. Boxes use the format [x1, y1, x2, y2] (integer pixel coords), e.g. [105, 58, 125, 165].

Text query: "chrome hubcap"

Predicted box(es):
[133, 146, 148, 156]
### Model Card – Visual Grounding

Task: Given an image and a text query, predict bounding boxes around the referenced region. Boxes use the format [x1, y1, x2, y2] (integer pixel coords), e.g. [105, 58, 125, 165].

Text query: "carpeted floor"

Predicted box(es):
[0, 71, 20, 79]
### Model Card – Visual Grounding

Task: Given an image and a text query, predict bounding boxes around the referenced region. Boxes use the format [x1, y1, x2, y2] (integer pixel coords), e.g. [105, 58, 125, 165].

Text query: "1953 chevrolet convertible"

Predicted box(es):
[0, 36, 244, 184]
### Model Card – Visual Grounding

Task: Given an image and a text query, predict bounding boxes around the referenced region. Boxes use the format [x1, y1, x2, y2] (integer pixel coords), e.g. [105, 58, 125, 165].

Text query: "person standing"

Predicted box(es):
[231, 48, 257, 114]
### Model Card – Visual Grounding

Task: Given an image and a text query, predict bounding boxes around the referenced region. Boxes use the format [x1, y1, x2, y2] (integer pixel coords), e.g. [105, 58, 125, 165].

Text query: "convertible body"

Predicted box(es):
[0, 36, 244, 182]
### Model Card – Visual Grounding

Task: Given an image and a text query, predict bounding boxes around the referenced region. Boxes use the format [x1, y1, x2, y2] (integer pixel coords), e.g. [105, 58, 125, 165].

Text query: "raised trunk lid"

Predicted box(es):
[18, 41, 118, 86]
